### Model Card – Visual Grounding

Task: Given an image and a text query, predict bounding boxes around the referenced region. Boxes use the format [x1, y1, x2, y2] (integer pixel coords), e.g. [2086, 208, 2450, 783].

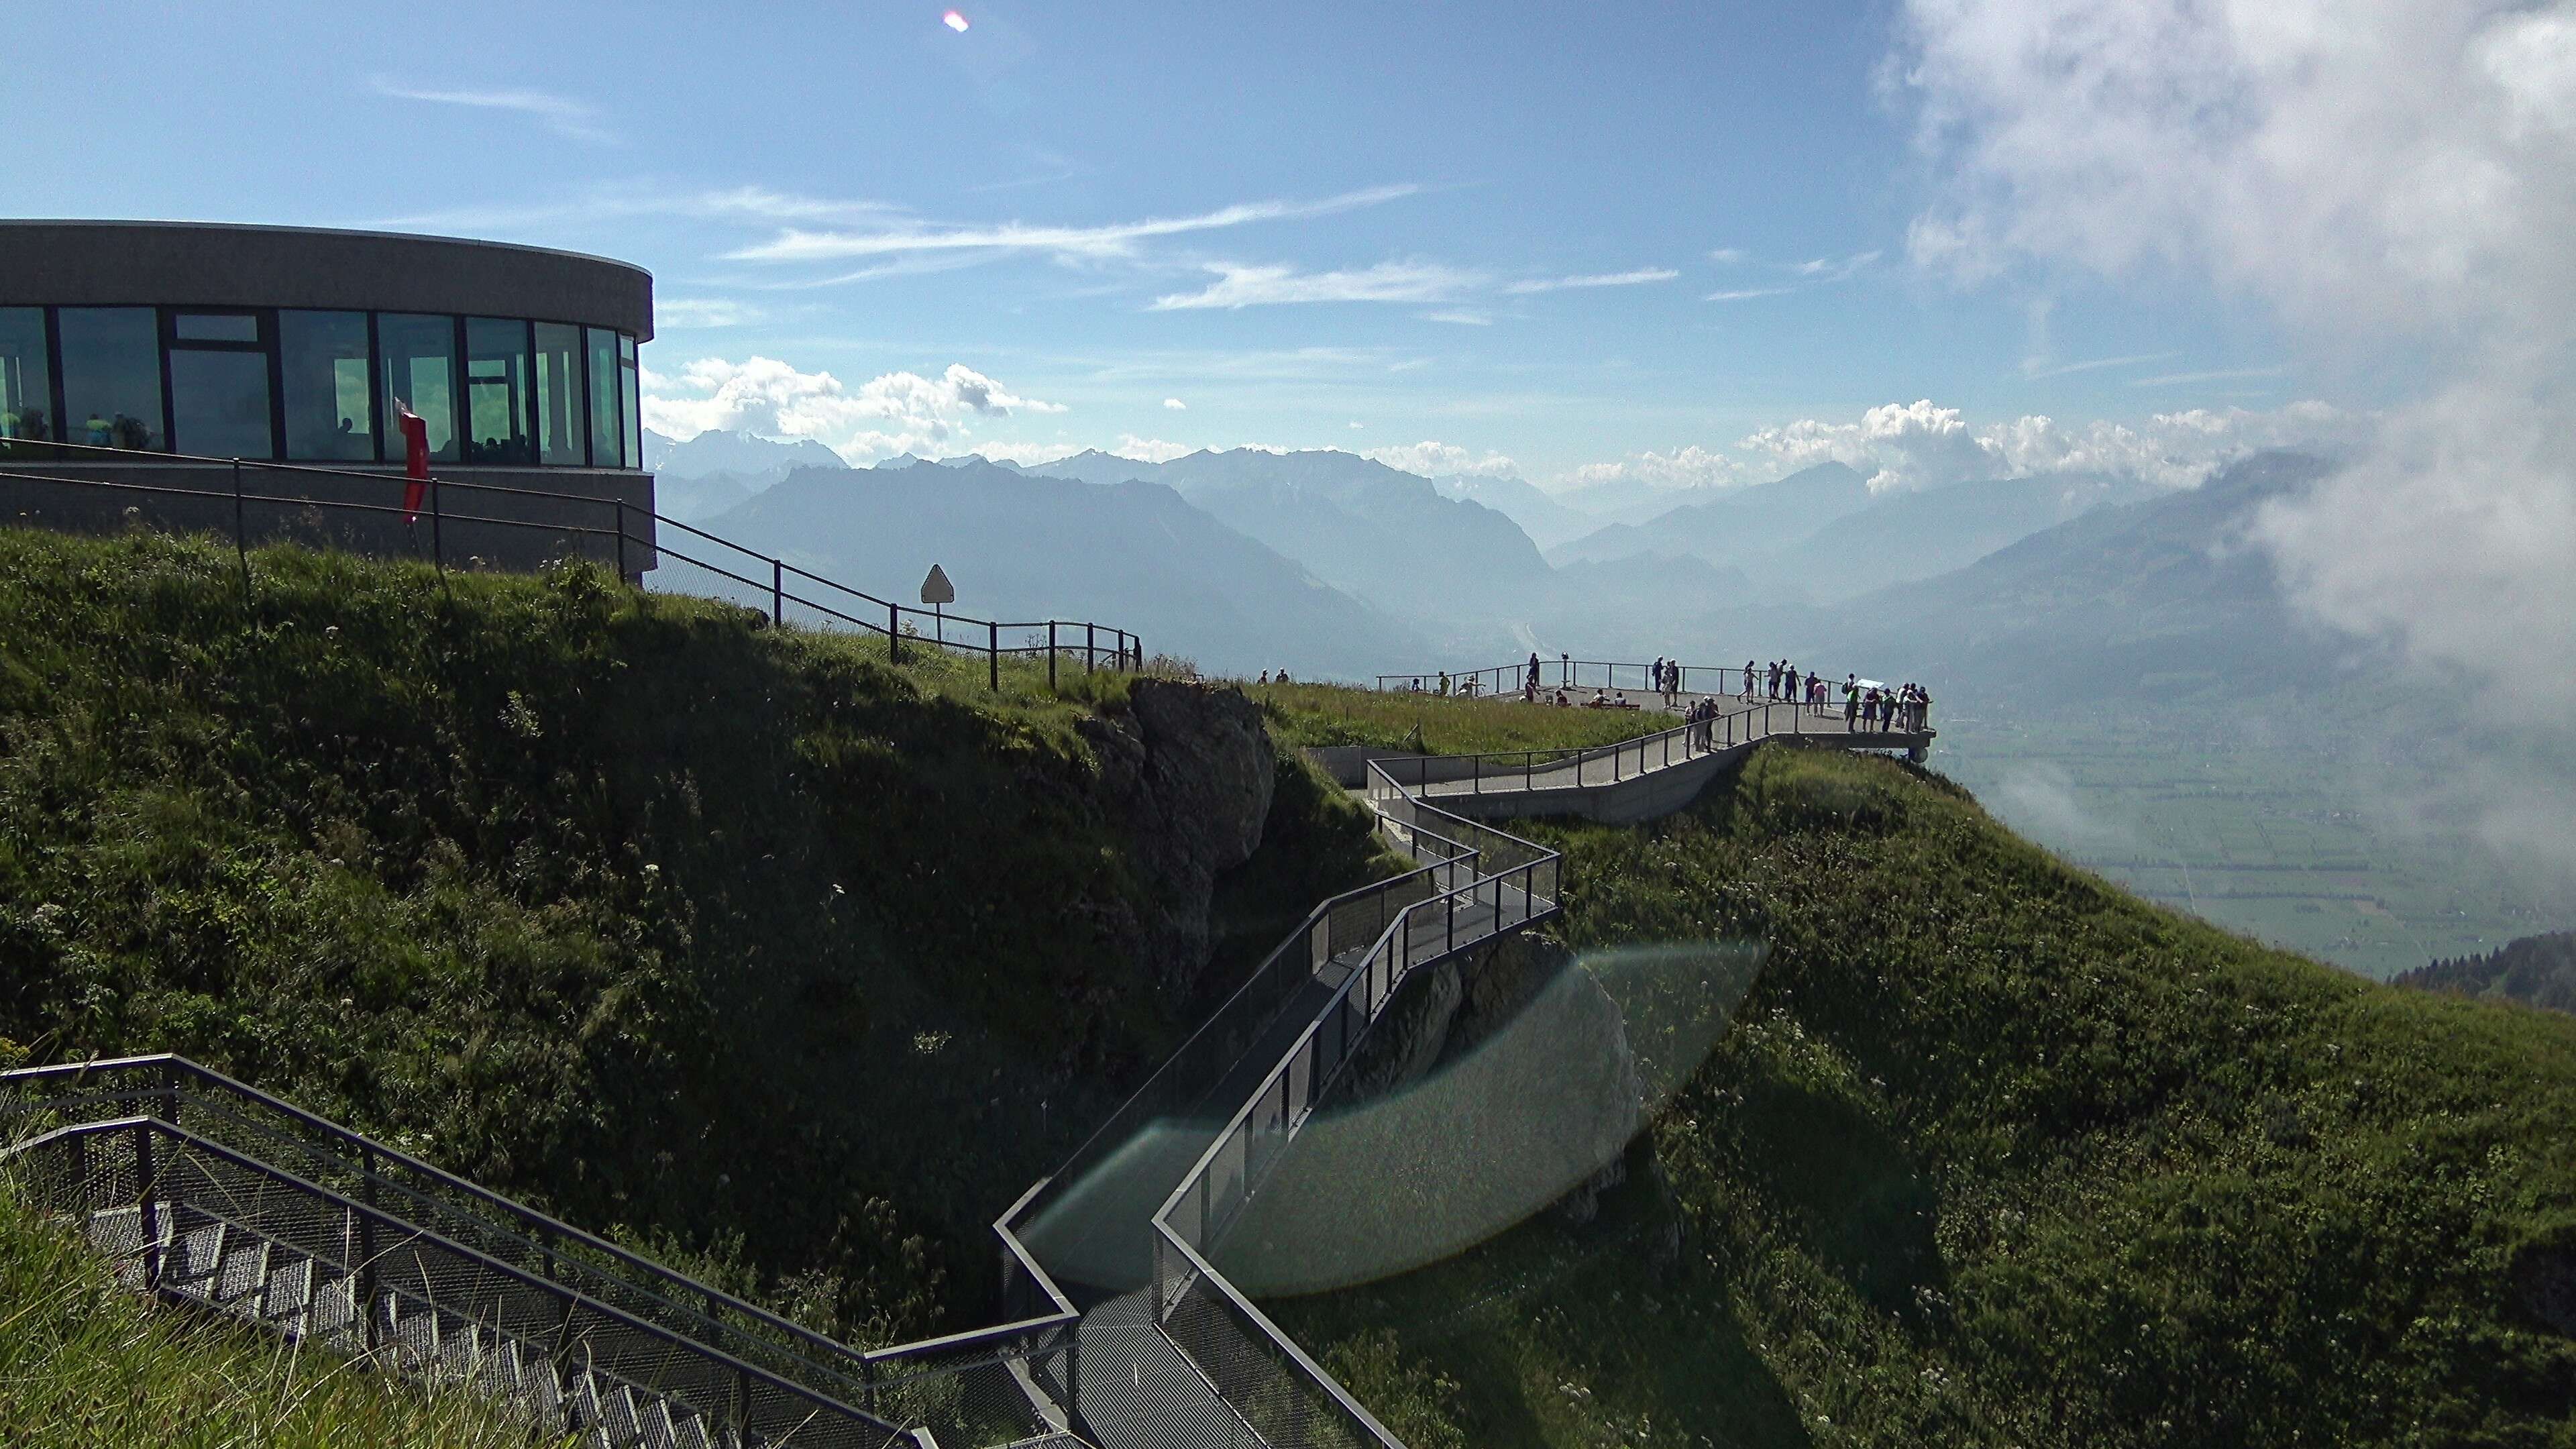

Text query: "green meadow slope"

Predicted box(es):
[1290, 746, 2576, 1448]
[0, 526, 1385, 1346]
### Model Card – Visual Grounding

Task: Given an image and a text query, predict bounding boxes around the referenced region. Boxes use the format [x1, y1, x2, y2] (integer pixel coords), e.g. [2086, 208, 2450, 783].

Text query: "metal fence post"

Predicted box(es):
[1085, 623, 1096, 674]
[989, 621, 1000, 691]
[230, 460, 250, 596]
[1048, 621, 1059, 692]
[430, 478, 445, 576]
[134, 1123, 162, 1292]
[358, 1144, 380, 1350]
[889, 602, 902, 663]
[771, 559, 784, 627]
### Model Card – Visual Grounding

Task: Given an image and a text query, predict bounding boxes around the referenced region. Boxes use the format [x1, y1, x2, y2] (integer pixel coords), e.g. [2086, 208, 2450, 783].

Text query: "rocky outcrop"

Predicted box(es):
[1079, 680, 1277, 991]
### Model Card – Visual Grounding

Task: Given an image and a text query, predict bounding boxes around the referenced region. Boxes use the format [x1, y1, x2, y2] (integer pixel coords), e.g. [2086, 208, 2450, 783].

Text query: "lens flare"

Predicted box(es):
[942, 9, 969, 31]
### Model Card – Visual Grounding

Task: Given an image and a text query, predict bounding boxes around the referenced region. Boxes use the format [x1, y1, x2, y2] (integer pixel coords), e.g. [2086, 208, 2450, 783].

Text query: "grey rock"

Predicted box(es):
[1079, 679, 1276, 991]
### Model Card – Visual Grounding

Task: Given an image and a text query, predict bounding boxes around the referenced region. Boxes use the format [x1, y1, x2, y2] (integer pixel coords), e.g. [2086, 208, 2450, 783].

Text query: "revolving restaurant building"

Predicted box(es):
[0, 220, 656, 577]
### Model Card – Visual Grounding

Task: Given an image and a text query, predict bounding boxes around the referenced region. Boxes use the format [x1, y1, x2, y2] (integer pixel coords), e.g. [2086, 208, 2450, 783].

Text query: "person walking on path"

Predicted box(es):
[1743, 660, 1757, 698]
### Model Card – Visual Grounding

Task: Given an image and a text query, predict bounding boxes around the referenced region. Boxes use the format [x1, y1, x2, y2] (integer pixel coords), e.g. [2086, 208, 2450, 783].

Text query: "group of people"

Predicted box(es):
[1849, 680, 1931, 734]
[1255, 668, 1295, 685]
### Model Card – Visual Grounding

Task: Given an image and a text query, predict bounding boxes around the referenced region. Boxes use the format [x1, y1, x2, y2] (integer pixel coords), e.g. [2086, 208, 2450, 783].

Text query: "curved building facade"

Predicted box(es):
[0, 221, 658, 576]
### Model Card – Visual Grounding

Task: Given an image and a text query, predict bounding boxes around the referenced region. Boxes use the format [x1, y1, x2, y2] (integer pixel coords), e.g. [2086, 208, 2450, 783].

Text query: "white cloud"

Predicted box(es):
[963, 439, 1086, 466]
[1113, 435, 1197, 464]
[2021, 350, 2178, 379]
[655, 298, 763, 329]
[1567, 445, 1751, 493]
[1503, 268, 1680, 294]
[1148, 260, 1483, 310]
[1705, 287, 1793, 302]
[2131, 366, 2290, 387]
[1707, 247, 1750, 264]
[1416, 309, 1494, 325]
[727, 184, 1419, 263]
[1362, 441, 1520, 480]
[368, 78, 612, 144]
[643, 356, 1065, 462]
[1562, 399, 2363, 496]
[1899, 0, 2576, 877]
[1163, 397, 1187, 410]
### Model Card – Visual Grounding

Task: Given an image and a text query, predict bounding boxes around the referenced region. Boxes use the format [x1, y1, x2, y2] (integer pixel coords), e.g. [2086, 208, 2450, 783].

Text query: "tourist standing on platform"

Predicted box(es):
[1743, 660, 1756, 698]
[1844, 676, 1860, 729]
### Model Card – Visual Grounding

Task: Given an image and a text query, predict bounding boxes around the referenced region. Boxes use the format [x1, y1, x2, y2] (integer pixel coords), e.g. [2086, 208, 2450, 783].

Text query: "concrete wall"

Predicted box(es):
[0, 221, 653, 339]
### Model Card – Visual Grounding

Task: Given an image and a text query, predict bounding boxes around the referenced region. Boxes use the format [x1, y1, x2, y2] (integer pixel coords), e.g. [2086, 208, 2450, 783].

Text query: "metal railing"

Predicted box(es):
[1139, 766, 1564, 1448]
[1378, 657, 1883, 704]
[0, 437, 1142, 690]
[0, 1056, 1077, 1447]
[2, 1111, 917, 1447]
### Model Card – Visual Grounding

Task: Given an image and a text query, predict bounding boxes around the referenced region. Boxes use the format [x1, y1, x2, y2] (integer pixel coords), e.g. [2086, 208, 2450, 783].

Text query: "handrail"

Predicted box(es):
[0, 436, 1145, 683]
[1, 1114, 914, 1446]
[0, 1054, 877, 1371]
[1379, 656, 1908, 704]
[1136, 763, 1565, 1448]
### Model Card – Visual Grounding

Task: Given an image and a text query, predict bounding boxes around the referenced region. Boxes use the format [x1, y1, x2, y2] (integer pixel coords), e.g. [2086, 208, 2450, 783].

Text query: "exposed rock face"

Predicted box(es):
[1079, 680, 1276, 991]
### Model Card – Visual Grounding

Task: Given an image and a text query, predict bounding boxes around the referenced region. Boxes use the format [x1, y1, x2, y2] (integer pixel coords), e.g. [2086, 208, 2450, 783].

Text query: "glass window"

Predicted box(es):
[620, 333, 640, 471]
[533, 321, 585, 466]
[279, 310, 374, 461]
[586, 326, 621, 468]
[464, 317, 533, 465]
[174, 313, 260, 343]
[378, 313, 458, 464]
[56, 307, 164, 451]
[169, 350, 275, 458]
[0, 308, 54, 457]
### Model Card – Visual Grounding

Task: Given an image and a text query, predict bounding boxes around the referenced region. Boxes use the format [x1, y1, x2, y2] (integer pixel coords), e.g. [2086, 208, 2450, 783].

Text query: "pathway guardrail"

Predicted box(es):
[0, 437, 1142, 690]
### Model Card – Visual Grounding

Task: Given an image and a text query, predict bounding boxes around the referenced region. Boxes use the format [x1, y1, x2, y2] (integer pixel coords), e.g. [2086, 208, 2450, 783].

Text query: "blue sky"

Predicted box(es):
[7, 0, 2337, 486]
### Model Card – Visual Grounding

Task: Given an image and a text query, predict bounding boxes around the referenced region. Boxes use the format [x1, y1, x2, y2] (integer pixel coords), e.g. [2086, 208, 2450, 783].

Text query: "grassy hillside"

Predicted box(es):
[1249, 679, 1675, 755]
[0, 525, 1381, 1346]
[1286, 745, 2576, 1447]
[0, 1180, 553, 1448]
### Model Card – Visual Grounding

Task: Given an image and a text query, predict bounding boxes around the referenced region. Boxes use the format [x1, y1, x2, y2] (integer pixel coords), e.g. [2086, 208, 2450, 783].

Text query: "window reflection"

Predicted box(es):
[168, 312, 274, 458]
[280, 311, 374, 461]
[534, 321, 585, 466]
[465, 317, 533, 465]
[619, 333, 641, 472]
[0, 308, 54, 458]
[586, 326, 622, 468]
[56, 307, 164, 451]
[377, 313, 459, 464]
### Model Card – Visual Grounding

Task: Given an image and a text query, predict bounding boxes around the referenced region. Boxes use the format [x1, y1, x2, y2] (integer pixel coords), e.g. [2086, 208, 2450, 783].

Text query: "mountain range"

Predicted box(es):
[642, 429, 855, 523]
[680, 458, 1424, 677]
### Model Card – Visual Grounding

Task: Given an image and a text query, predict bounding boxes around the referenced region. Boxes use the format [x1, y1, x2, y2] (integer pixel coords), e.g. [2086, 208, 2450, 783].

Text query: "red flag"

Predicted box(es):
[397, 405, 430, 522]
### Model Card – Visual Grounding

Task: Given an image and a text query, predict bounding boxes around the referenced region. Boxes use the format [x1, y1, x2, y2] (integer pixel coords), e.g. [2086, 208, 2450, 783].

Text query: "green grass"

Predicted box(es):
[0, 525, 1381, 1348]
[1280, 744, 2576, 1448]
[1248, 680, 1674, 757]
[0, 1180, 553, 1448]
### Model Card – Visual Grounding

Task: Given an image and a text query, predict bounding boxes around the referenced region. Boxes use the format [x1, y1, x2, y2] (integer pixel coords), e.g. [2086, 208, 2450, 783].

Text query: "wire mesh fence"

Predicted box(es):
[0, 1060, 1083, 1448]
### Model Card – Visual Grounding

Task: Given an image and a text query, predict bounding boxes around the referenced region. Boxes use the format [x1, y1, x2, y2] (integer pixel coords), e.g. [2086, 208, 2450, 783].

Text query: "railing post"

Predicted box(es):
[989, 621, 1000, 691]
[134, 1122, 162, 1292]
[357, 1144, 380, 1350]
[1048, 621, 1058, 692]
[230, 460, 250, 597]
[771, 558, 784, 627]
[889, 601, 902, 663]
[430, 477, 443, 575]
[1086, 622, 1096, 674]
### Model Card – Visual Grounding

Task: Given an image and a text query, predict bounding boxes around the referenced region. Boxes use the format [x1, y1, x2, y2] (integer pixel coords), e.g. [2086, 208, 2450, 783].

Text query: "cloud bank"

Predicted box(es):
[1564, 399, 2359, 495]
[643, 358, 1063, 462]
[1898, 0, 2576, 876]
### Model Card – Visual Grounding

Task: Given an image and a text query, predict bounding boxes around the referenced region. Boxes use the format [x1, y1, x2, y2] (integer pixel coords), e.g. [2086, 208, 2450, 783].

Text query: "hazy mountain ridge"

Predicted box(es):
[1548, 462, 1874, 568]
[1021, 448, 1552, 627]
[689, 458, 1425, 676]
